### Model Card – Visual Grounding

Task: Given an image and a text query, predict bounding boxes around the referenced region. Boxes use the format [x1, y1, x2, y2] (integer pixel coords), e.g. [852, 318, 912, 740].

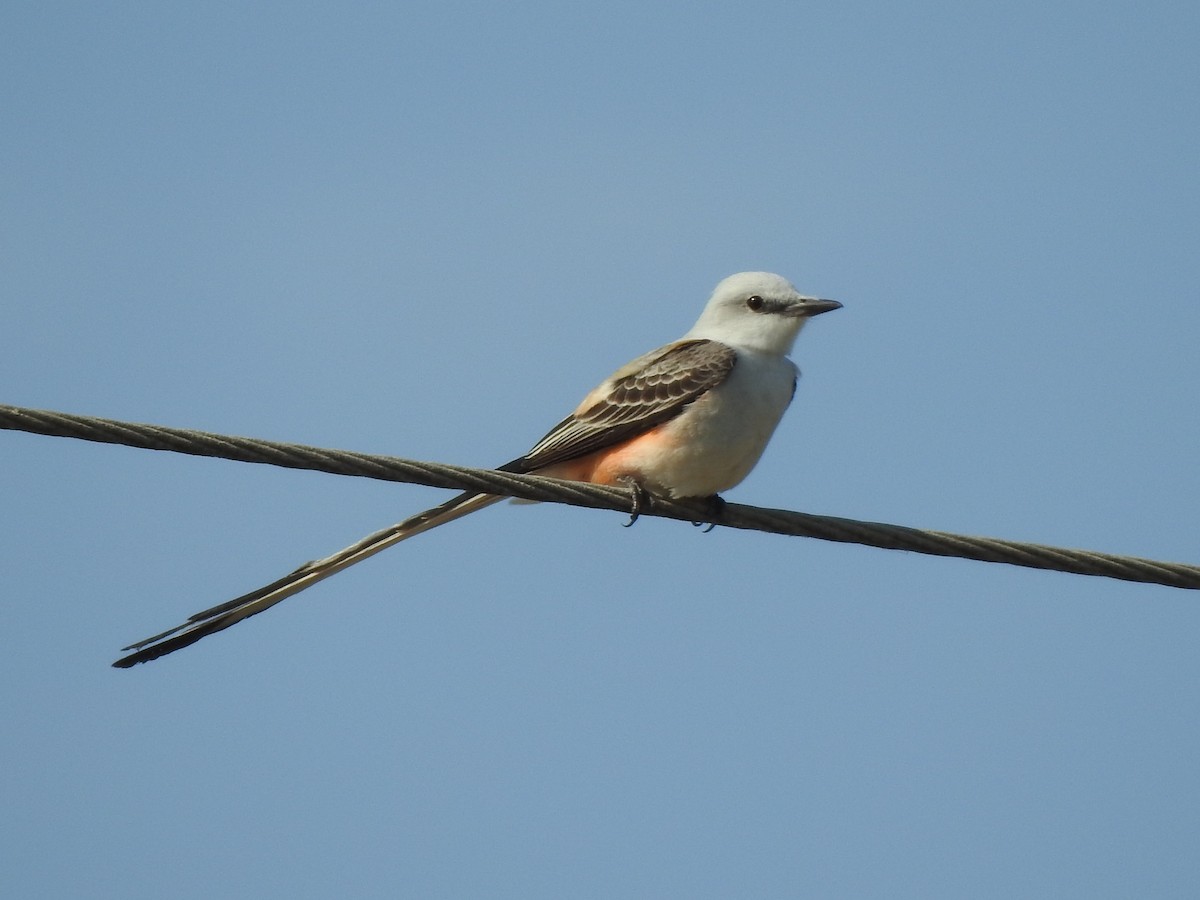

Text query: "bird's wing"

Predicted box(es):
[507, 339, 736, 472]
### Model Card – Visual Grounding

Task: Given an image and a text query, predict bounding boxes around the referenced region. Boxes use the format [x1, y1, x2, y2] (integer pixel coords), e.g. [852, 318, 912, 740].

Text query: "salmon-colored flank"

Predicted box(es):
[538, 424, 674, 486]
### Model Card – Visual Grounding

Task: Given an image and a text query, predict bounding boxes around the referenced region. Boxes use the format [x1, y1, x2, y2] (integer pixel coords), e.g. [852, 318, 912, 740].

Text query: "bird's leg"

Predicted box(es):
[691, 493, 725, 533]
[617, 476, 653, 527]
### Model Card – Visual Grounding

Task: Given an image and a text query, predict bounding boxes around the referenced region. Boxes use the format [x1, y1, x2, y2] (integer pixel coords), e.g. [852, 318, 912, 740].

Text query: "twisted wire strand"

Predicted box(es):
[3, 402, 1198, 591]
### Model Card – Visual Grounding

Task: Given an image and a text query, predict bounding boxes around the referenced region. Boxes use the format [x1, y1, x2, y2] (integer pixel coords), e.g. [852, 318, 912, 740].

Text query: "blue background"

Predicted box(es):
[3, 2, 1199, 897]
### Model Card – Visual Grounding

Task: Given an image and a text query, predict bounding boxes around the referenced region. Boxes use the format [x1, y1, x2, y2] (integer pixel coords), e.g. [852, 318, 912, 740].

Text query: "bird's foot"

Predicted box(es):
[691, 493, 725, 533]
[618, 477, 653, 527]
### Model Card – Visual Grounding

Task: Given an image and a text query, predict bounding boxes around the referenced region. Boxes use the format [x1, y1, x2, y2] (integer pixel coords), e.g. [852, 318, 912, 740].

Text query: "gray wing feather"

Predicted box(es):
[507, 340, 736, 472]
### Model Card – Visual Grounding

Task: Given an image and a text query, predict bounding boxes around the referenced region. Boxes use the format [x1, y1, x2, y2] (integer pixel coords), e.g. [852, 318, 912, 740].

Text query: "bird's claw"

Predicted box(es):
[691, 493, 725, 533]
[618, 482, 722, 532]
[619, 477, 653, 527]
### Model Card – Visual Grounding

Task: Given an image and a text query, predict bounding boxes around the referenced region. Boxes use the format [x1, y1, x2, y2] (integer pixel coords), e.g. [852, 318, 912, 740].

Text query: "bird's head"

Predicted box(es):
[685, 272, 841, 355]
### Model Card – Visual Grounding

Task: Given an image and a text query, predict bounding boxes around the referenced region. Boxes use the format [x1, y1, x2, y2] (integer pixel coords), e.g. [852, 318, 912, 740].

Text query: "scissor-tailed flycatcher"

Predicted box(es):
[114, 272, 841, 667]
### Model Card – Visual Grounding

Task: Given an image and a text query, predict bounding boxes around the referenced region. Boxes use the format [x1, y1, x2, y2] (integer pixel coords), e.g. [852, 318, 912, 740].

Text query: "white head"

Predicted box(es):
[684, 272, 841, 355]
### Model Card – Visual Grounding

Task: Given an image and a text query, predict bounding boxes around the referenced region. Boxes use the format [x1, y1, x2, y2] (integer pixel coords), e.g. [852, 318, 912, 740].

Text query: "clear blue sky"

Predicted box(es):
[3, 3, 1199, 897]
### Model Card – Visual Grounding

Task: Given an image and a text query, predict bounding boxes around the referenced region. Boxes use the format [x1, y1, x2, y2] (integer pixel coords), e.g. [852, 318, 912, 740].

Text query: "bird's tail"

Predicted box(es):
[113, 490, 503, 667]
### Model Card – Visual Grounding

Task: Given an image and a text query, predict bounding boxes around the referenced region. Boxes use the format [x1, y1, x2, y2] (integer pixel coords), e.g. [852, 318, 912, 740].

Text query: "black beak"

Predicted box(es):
[787, 298, 843, 318]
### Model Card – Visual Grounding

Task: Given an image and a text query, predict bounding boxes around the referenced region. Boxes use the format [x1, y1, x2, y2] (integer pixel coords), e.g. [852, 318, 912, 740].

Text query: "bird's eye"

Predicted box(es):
[746, 295, 764, 311]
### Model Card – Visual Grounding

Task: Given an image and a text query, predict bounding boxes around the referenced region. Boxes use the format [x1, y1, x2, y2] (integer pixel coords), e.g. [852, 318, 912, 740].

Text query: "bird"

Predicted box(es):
[113, 272, 841, 666]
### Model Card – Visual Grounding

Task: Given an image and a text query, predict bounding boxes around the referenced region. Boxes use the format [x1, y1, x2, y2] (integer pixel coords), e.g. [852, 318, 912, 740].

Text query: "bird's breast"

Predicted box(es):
[544, 352, 797, 499]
